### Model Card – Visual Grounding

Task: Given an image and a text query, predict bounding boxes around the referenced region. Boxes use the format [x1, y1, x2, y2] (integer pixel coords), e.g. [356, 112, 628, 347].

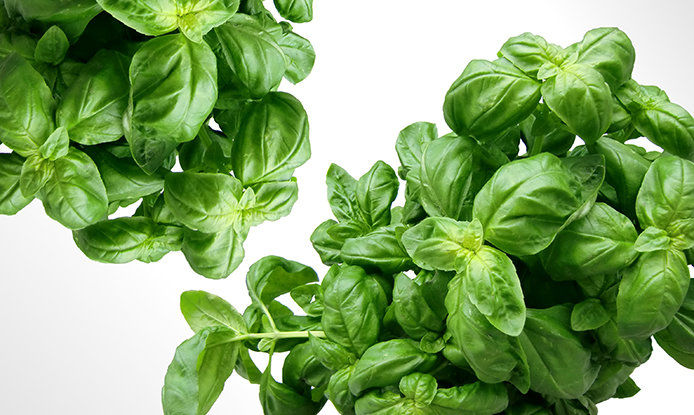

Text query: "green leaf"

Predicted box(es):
[401, 217, 483, 271]
[125, 34, 217, 173]
[395, 121, 438, 178]
[327, 365, 357, 414]
[348, 339, 438, 395]
[4, 0, 101, 39]
[181, 227, 247, 279]
[540, 203, 638, 281]
[431, 381, 510, 415]
[19, 154, 54, 197]
[321, 265, 387, 356]
[498, 32, 565, 78]
[340, 225, 413, 274]
[616, 80, 694, 160]
[274, 26, 315, 84]
[399, 373, 437, 406]
[636, 156, 694, 250]
[571, 299, 610, 331]
[617, 249, 690, 339]
[392, 273, 446, 339]
[463, 246, 526, 336]
[326, 163, 360, 222]
[34, 25, 69, 65]
[573, 27, 635, 89]
[655, 279, 694, 369]
[0, 53, 55, 156]
[592, 136, 651, 219]
[310, 219, 344, 265]
[418, 136, 493, 221]
[445, 275, 525, 384]
[356, 161, 399, 228]
[585, 361, 636, 403]
[473, 153, 586, 256]
[73, 217, 183, 263]
[38, 127, 69, 161]
[540, 63, 612, 143]
[274, 0, 313, 23]
[89, 149, 165, 202]
[247, 256, 318, 308]
[231, 92, 310, 185]
[308, 334, 356, 371]
[162, 327, 238, 415]
[180, 290, 248, 334]
[0, 153, 34, 215]
[56, 50, 130, 145]
[244, 180, 299, 225]
[519, 306, 599, 399]
[164, 172, 244, 233]
[211, 14, 287, 98]
[634, 227, 672, 252]
[444, 58, 541, 138]
[39, 148, 108, 229]
[98, 0, 240, 42]
[259, 361, 321, 415]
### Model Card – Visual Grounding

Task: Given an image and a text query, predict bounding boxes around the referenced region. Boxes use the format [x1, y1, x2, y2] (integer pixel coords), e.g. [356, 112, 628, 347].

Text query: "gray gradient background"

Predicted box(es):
[1, 0, 693, 413]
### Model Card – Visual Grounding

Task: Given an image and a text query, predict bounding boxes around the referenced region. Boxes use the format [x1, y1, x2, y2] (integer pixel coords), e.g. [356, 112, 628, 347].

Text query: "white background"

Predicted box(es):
[1, 0, 693, 413]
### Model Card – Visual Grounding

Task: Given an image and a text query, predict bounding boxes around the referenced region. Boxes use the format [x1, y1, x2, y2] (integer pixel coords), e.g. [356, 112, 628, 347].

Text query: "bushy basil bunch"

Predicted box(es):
[162, 27, 694, 414]
[0, 0, 315, 278]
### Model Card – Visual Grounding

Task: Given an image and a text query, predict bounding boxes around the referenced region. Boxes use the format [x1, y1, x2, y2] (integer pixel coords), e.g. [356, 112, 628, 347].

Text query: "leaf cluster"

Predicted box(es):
[0, 0, 315, 278]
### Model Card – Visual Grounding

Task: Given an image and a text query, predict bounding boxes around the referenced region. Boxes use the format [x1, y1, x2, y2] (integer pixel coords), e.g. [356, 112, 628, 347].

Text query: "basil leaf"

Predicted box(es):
[181, 227, 247, 279]
[0, 152, 33, 215]
[73, 216, 183, 263]
[125, 34, 218, 173]
[56, 50, 130, 145]
[0, 53, 55, 156]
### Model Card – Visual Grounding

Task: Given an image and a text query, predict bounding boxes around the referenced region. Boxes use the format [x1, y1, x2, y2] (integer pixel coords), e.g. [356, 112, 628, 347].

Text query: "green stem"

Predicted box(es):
[225, 330, 326, 344]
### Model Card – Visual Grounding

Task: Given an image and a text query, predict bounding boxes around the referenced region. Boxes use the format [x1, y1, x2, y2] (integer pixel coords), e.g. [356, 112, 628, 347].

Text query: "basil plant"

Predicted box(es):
[163, 27, 694, 414]
[0, 0, 315, 278]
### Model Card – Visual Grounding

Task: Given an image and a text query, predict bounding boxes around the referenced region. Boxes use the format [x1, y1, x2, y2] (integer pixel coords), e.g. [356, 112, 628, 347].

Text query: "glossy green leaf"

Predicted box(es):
[519, 306, 599, 399]
[125, 34, 217, 173]
[274, 0, 313, 23]
[655, 279, 694, 369]
[39, 148, 108, 229]
[98, 0, 240, 42]
[636, 156, 694, 249]
[211, 14, 287, 98]
[0, 153, 33, 215]
[231, 92, 310, 185]
[473, 153, 585, 256]
[392, 273, 446, 339]
[498, 32, 565, 78]
[181, 227, 247, 279]
[540, 203, 638, 281]
[89, 149, 165, 202]
[56, 50, 130, 145]
[402, 217, 483, 272]
[617, 249, 690, 339]
[274, 26, 315, 84]
[321, 265, 387, 356]
[356, 161, 399, 229]
[0, 53, 55, 156]
[326, 163, 360, 222]
[4, 0, 101, 39]
[573, 27, 635, 89]
[418, 136, 493, 221]
[162, 327, 238, 415]
[463, 246, 526, 336]
[34, 25, 69, 65]
[341, 225, 413, 274]
[395, 121, 438, 178]
[73, 217, 183, 263]
[19, 154, 54, 197]
[259, 363, 321, 415]
[540, 63, 612, 143]
[164, 172, 244, 233]
[180, 290, 248, 334]
[247, 256, 318, 307]
[571, 299, 610, 331]
[348, 339, 438, 395]
[444, 58, 541, 138]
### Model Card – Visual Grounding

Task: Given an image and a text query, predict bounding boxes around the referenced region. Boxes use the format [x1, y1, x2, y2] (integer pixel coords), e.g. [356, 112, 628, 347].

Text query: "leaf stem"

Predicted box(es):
[226, 330, 326, 344]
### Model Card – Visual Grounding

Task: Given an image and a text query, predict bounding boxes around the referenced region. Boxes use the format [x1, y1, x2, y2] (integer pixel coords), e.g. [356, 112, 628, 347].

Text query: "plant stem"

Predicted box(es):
[226, 330, 326, 344]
